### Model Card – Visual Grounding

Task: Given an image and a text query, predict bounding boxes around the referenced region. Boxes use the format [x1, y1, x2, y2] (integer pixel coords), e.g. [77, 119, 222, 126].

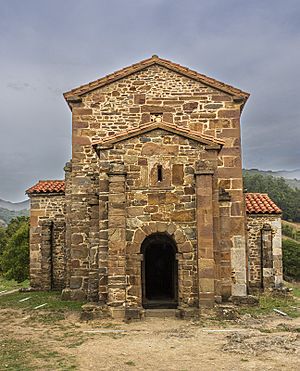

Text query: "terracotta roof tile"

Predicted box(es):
[245, 193, 281, 214]
[26, 184, 280, 216]
[63, 55, 250, 104]
[26, 180, 65, 195]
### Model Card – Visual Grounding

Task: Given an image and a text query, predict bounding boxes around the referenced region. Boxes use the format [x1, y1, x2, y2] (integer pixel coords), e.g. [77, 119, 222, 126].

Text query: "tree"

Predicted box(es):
[282, 239, 300, 281]
[0, 226, 7, 272]
[243, 173, 300, 222]
[0, 217, 29, 282]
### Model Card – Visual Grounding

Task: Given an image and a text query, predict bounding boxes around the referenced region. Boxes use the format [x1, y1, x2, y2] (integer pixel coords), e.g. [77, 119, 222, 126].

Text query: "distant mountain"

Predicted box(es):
[275, 169, 300, 180]
[0, 198, 30, 211]
[0, 207, 29, 226]
[0, 198, 30, 227]
[243, 169, 300, 189]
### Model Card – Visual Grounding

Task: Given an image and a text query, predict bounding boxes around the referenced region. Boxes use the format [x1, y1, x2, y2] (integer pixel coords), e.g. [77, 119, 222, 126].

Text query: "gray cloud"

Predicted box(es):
[0, 0, 299, 201]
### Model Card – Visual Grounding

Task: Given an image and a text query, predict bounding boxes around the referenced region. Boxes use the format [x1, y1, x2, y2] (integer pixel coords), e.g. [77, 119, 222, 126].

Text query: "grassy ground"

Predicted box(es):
[0, 277, 299, 370]
[0, 277, 84, 370]
[0, 276, 29, 290]
[0, 290, 83, 312]
[239, 282, 300, 318]
[282, 220, 300, 231]
[0, 337, 77, 371]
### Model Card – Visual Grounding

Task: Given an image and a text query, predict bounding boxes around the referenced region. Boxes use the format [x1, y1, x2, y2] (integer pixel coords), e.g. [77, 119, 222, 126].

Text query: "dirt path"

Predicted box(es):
[77, 316, 300, 371]
[0, 309, 299, 371]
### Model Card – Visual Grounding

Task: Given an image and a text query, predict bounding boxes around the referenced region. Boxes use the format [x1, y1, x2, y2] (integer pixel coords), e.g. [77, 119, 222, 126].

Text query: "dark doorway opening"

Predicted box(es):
[141, 233, 178, 309]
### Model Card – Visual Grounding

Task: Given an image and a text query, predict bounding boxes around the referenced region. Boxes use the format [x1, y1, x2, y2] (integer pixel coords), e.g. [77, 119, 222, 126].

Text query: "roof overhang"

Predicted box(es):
[92, 121, 224, 152]
[63, 55, 250, 110]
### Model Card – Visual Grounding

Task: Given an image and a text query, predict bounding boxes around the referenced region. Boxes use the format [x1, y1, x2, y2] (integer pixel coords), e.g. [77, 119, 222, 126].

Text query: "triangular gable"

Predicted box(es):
[92, 121, 225, 150]
[64, 55, 249, 106]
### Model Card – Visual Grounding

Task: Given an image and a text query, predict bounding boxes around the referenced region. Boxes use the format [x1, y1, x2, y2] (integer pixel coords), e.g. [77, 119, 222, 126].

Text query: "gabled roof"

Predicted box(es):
[92, 121, 225, 149]
[245, 193, 282, 214]
[26, 180, 65, 195]
[63, 55, 250, 105]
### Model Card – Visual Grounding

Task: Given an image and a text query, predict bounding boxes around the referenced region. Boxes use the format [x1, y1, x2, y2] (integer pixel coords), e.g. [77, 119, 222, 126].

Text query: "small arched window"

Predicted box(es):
[157, 165, 163, 182]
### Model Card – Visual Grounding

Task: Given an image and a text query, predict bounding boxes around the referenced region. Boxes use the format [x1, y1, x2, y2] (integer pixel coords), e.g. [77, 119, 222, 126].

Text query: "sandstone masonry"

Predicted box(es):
[26, 56, 283, 318]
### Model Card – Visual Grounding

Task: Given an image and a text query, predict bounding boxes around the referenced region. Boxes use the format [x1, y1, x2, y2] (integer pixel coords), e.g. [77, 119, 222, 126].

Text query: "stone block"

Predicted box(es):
[172, 164, 184, 185]
[70, 276, 82, 289]
[171, 210, 194, 222]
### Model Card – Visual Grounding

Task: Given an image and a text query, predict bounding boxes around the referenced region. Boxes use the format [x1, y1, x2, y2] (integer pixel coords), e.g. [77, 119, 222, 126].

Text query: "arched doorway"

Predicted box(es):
[141, 233, 178, 309]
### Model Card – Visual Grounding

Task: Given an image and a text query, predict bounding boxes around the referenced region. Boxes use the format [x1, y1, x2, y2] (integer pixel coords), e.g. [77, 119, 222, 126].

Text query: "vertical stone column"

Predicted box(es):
[261, 224, 274, 289]
[107, 163, 127, 317]
[195, 166, 215, 308]
[52, 221, 66, 290]
[87, 194, 100, 302]
[63, 161, 72, 289]
[98, 171, 109, 304]
[40, 219, 53, 290]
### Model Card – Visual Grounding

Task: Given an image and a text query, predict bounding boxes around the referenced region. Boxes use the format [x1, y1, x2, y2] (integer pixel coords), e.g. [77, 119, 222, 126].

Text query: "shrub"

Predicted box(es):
[0, 218, 29, 282]
[282, 238, 300, 281]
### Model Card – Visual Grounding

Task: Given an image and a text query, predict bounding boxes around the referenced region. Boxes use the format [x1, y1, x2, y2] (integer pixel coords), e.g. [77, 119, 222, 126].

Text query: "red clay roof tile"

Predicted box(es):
[245, 193, 281, 214]
[26, 180, 65, 194]
[26, 181, 281, 216]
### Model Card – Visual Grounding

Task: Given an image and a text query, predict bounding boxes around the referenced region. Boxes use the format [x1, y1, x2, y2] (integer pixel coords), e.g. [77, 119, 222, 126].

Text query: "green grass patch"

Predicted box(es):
[284, 281, 300, 298]
[0, 276, 29, 291]
[239, 292, 299, 318]
[0, 338, 32, 371]
[0, 337, 77, 371]
[0, 290, 83, 312]
[292, 286, 300, 298]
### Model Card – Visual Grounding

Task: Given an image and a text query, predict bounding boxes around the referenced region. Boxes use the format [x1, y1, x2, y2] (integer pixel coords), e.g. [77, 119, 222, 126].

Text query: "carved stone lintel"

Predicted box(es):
[195, 170, 214, 176]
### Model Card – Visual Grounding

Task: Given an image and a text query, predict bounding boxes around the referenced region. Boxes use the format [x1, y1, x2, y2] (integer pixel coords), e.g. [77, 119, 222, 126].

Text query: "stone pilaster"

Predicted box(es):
[261, 224, 274, 289]
[195, 164, 215, 308]
[64, 161, 72, 289]
[52, 221, 66, 290]
[40, 219, 53, 290]
[107, 163, 127, 316]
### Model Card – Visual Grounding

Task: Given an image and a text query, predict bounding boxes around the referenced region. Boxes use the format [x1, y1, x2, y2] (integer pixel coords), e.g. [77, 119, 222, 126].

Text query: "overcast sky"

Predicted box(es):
[1, 0, 299, 201]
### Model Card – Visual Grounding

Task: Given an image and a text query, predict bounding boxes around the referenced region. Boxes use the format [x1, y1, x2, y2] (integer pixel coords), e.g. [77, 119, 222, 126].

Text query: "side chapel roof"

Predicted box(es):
[26, 181, 282, 215]
[26, 180, 65, 195]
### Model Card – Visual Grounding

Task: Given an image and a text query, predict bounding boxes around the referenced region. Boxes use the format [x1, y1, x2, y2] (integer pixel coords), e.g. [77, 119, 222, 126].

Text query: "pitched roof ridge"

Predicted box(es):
[64, 55, 250, 102]
[143, 56, 249, 97]
[92, 121, 224, 146]
[64, 56, 155, 99]
[36, 179, 64, 182]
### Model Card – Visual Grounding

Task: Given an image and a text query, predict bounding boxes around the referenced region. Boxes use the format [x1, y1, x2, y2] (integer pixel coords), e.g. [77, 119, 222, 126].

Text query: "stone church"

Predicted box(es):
[26, 56, 283, 318]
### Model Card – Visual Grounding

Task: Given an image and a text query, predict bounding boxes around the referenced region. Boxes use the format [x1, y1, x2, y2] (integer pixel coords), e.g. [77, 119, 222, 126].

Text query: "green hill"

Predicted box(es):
[0, 207, 29, 226]
[243, 169, 300, 190]
[243, 170, 300, 222]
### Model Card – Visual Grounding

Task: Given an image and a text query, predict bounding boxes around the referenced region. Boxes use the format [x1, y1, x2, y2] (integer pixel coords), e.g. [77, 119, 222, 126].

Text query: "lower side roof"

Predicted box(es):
[26, 180, 282, 215]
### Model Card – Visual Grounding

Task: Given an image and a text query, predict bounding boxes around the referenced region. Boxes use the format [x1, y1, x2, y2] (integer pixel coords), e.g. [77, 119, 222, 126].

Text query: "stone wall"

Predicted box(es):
[29, 194, 65, 289]
[99, 130, 215, 309]
[246, 214, 282, 291]
[66, 64, 247, 304]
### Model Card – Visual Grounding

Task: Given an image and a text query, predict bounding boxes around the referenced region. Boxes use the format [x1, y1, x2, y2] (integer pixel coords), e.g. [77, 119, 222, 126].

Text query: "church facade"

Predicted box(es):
[26, 56, 283, 318]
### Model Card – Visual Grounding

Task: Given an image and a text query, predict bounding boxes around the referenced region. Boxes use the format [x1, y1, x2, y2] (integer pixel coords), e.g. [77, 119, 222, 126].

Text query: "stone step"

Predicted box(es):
[145, 309, 177, 318]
